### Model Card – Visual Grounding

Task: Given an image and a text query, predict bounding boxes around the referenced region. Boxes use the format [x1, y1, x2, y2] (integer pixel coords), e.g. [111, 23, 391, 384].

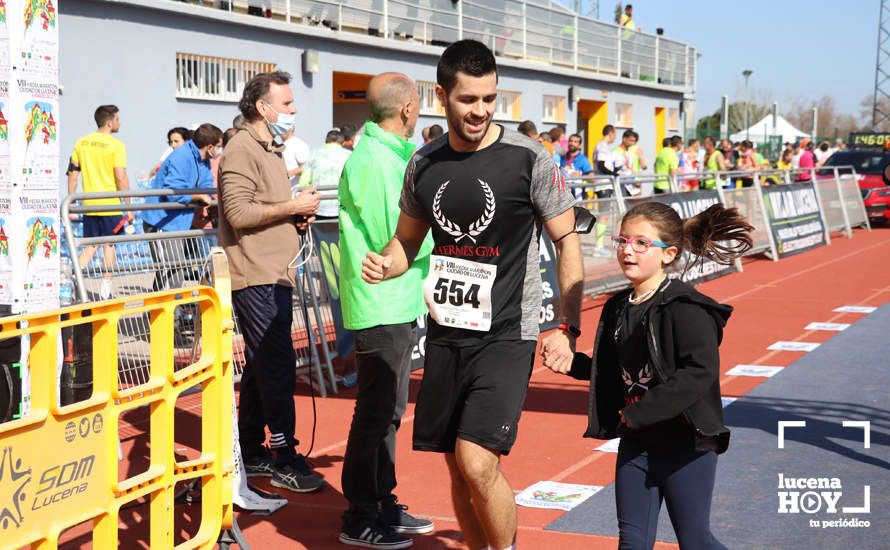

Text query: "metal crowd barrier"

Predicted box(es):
[61, 188, 339, 396]
[816, 166, 871, 234]
[58, 167, 869, 389]
[718, 179, 778, 260]
[567, 166, 869, 292]
[0, 261, 235, 548]
[567, 176, 629, 298]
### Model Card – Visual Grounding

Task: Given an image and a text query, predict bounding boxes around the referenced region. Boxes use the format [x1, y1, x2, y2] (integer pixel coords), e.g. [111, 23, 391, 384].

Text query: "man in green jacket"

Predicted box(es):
[337, 72, 434, 549]
[654, 135, 682, 194]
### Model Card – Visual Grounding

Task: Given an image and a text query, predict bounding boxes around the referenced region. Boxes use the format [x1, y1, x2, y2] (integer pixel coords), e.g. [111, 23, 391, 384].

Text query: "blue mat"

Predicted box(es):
[545, 305, 890, 548]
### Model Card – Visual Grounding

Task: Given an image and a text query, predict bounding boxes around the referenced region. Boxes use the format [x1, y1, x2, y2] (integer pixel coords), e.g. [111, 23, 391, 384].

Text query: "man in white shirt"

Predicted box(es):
[283, 130, 311, 187]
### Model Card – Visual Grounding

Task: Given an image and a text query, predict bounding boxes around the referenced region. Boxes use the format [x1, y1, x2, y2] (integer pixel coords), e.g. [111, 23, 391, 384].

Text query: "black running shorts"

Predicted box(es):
[412, 339, 536, 455]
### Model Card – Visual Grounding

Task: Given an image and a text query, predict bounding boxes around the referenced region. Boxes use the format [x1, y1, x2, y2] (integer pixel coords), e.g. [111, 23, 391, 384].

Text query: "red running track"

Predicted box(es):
[60, 226, 890, 549]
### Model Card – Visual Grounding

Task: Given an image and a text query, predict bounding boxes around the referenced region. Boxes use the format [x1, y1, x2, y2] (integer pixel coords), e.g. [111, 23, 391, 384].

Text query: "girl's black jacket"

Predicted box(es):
[568, 279, 733, 454]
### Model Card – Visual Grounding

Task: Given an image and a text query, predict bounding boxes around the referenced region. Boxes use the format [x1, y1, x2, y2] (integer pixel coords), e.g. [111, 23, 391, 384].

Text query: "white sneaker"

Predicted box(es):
[99, 278, 113, 300]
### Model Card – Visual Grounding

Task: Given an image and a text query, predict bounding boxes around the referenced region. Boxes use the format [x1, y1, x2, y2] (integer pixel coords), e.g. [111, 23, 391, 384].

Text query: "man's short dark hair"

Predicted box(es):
[437, 39, 498, 93]
[631, 130, 640, 140]
[238, 70, 291, 122]
[622, 129, 634, 140]
[662, 137, 670, 147]
[626, 4, 633, 10]
[569, 133, 582, 143]
[94, 105, 119, 128]
[670, 135, 683, 148]
[325, 129, 344, 144]
[517, 120, 538, 137]
[602, 124, 615, 137]
[428, 124, 444, 140]
[167, 127, 191, 143]
[340, 124, 357, 142]
[192, 123, 223, 148]
[222, 127, 240, 147]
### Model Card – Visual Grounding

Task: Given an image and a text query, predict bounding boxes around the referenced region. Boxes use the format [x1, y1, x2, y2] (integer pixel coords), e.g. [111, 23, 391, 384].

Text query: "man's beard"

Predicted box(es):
[445, 102, 492, 144]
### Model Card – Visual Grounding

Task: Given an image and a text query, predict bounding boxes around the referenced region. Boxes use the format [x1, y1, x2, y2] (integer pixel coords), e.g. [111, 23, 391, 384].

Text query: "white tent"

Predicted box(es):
[730, 115, 809, 144]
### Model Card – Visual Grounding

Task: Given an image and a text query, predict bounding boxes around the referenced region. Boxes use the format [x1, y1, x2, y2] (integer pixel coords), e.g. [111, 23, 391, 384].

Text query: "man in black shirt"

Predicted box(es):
[362, 40, 583, 550]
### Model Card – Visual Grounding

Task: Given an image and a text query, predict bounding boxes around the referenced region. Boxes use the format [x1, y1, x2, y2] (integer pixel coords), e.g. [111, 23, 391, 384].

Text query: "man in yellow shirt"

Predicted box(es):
[68, 105, 132, 299]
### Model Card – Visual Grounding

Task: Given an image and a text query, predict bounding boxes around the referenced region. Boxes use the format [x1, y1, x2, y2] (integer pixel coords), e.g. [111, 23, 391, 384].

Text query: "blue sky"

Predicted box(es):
[578, 0, 876, 122]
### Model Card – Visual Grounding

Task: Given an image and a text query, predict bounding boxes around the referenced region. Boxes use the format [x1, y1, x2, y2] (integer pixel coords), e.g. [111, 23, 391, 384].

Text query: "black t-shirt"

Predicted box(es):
[615, 281, 719, 455]
[616, 297, 657, 408]
[400, 126, 575, 346]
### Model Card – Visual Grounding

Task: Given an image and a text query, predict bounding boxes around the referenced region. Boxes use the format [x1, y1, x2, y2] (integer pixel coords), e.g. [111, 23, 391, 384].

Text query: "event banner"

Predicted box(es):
[0, 0, 59, 313]
[0, 1, 60, 420]
[761, 182, 826, 258]
[628, 189, 737, 285]
[312, 223, 563, 370]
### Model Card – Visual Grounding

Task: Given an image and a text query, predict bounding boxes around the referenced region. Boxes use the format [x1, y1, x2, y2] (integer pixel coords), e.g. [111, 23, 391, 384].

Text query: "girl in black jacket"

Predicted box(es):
[548, 202, 753, 550]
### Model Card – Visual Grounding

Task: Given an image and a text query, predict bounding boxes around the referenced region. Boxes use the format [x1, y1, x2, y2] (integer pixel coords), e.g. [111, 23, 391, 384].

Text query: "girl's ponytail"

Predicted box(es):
[682, 204, 754, 266]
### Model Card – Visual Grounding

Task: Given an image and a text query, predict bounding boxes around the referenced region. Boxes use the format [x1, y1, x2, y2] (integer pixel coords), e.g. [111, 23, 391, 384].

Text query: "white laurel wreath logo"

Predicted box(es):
[433, 179, 496, 244]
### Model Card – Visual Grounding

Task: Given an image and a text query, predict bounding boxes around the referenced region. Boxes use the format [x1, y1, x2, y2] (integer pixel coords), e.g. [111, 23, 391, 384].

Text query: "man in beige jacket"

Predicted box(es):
[218, 70, 324, 493]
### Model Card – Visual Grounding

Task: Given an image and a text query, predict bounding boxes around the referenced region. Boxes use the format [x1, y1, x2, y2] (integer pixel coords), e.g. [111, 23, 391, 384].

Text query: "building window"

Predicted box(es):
[667, 107, 680, 131]
[417, 80, 444, 115]
[614, 102, 633, 127]
[543, 95, 566, 123]
[176, 53, 277, 102]
[495, 90, 522, 121]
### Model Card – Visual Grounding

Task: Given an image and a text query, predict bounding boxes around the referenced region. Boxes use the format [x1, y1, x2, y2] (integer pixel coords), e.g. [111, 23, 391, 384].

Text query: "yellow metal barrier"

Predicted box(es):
[0, 252, 234, 548]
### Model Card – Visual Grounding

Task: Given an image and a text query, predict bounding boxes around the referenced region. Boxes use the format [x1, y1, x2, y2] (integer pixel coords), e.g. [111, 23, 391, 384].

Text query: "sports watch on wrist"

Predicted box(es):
[558, 323, 581, 338]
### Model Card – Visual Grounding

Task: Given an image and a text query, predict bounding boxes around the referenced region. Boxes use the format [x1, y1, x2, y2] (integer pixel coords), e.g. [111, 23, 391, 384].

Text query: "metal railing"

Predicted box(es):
[61, 187, 340, 396]
[55, 167, 867, 390]
[166, 0, 697, 89]
[566, 166, 869, 297]
[567, 177, 629, 298]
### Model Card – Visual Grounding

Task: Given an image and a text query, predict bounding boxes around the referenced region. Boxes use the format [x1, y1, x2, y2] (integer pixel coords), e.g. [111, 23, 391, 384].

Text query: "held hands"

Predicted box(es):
[619, 410, 633, 429]
[361, 251, 393, 284]
[291, 185, 320, 217]
[541, 329, 576, 374]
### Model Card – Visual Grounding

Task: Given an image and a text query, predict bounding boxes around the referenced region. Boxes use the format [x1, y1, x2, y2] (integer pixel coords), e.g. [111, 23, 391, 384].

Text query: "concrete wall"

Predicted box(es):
[60, 0, 684, 180]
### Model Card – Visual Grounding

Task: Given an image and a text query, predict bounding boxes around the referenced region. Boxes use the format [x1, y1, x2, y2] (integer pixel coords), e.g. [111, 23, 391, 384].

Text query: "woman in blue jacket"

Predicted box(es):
[142, 123, 222, 291]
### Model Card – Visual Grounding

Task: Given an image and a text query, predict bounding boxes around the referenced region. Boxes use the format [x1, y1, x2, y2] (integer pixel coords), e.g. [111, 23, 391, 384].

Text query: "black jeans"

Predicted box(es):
[341, 322, 416, 523]
[615, 439, 727, 550]
[143, 221, 186, 292]
[233, 284, 298, 465]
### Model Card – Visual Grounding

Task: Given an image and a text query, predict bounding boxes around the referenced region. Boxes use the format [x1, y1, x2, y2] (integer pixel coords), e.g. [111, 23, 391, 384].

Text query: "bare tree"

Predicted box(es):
[786, 95, 863, 138]
[859, 94, 890, 132]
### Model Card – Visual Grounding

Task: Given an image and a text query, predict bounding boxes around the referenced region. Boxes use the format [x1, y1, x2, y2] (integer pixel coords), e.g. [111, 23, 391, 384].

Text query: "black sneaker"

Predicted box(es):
[339, 519, 413, 549]
[381, 503, 434, 535]
[242, 449, 274, 477]
[270, 454, 325, 493]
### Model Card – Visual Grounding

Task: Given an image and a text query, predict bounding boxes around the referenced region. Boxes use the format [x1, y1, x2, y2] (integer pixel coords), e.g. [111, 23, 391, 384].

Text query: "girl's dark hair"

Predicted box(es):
[622, 202, 754, 273]
[167, 126, 191, 143]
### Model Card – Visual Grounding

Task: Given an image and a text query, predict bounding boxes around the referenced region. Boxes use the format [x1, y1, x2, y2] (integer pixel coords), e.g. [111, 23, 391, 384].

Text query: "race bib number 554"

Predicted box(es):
[424, 255, 496, 332]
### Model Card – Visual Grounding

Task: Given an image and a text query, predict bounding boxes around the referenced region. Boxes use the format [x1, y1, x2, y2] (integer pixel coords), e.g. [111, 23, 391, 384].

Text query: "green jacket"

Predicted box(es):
[338, 121, 433, 330]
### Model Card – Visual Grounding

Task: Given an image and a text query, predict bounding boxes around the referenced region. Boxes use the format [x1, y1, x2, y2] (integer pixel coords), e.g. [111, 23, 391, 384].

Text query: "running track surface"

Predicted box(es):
[62, 226, 890, 549]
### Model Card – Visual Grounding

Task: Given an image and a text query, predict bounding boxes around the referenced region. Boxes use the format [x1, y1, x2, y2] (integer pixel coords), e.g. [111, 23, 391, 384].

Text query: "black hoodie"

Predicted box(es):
[568, 279, 733, 454]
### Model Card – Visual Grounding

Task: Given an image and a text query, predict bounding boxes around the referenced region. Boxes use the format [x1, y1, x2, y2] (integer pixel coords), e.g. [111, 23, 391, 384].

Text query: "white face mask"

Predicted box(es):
[262, 101, 296, 138]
